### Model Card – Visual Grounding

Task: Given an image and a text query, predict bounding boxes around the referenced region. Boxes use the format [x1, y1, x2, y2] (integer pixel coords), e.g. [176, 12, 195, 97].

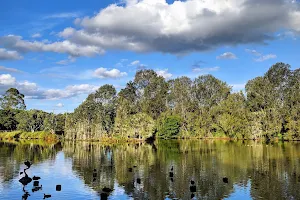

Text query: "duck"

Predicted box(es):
[93, 169, 97, 178]
[32, 185, 42, 192]
[24, 161, 32, 169]
[223, 177, 229, 183]
[102, 187, 113, 193]
[169, 166, 174, 177]
[136, 178, 141, 184]
[189, 180, 196, 193]
[19, 172, 32, 186]
[43, 194, 51, 199]
[32, 176, 41, 180]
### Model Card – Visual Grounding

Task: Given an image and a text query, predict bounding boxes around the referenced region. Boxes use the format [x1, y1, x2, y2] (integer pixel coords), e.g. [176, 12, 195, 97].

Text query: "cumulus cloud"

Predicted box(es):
[216, 52, 237, 60]
[156, 69, 172, 79]
[0, 74, 39, 98]
[0, 35, 103, 57]
[193, 66, 220, 73]
[0, 1, 299, 57]
[0, 66, 23, 73]
[0, 74, 16, 85]
[0, 74, 99, 100]
[93, 67, 127, 78]
[31, 33, 42, 38]
[57, 0, 300, 54]
[56, 103, 64, 108]
[0, 48, 22, 60]
[245, 49, 277, 62]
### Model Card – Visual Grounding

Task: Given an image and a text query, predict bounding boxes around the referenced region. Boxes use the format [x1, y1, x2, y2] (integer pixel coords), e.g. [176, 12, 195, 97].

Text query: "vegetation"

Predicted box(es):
[0, 62, 299, 141]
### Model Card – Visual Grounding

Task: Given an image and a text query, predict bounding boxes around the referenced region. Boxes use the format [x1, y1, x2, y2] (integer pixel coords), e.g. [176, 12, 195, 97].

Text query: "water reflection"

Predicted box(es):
[0, 140, 300, 199]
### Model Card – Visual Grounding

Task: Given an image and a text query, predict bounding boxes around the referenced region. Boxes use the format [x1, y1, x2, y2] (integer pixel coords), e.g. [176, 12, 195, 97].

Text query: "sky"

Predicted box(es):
[0, 0, 299, 113]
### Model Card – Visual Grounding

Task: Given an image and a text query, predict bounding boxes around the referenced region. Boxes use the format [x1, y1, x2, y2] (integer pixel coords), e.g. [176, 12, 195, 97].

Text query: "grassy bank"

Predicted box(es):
[0, 131, 59, 141]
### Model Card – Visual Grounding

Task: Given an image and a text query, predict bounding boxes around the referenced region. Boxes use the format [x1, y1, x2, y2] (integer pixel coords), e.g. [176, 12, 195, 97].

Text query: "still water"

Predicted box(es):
[0, 140, 300, 200]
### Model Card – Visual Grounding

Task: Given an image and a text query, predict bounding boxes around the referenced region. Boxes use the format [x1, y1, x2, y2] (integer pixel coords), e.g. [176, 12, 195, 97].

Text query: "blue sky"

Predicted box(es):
[0, 0, 299, 113]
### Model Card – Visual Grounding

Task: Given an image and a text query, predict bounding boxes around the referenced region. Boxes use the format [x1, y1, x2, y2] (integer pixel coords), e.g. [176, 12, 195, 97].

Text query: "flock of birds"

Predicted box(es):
[19, 161, 229, 199]
[19, 161, 61, 200]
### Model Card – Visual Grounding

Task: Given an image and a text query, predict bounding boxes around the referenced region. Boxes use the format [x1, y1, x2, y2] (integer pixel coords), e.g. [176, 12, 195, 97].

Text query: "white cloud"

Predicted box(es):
[0, 48, 22, 60]
[0, 74, 38, 98]
[55, 0, 300, 54]
[0, 66, 23, 73]
[58, 27, 76, 38]
[193, 66, 220, 73]
[56, 103, 64, 108]
[31, 33, 42, 38]
[130, 60, 140, 66]
[0, 74, 16, 85]
[216, 52, 237, 60]
[1, 1, 299, 56]
[0, 35, 104, 57]
[56, 56, 76, 65]
[245, 49, 261, 56]
[254, 54, 277, 62]
[43, 12, 81, 19]
[245, 49, 277, 62]
[93, 67, 127, 78]
[156, 69, 172, 79]
[0, 74, 99, 100]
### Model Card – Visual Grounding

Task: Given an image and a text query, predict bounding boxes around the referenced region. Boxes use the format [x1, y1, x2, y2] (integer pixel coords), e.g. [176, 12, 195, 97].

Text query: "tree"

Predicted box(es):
[192, 75, 231, 108]
[16, 110, 47, 132]
[157, 114, 181, 138]
[0, 88, 26, 110]
[134, 69, 168, 119]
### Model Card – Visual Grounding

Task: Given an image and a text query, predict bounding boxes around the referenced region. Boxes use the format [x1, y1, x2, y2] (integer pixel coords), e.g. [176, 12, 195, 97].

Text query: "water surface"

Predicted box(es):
[0, 140, 300, 199]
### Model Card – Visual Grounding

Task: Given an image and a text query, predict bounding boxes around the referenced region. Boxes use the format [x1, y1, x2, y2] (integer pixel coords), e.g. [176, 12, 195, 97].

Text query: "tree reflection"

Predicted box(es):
[0, 140, 300, 199]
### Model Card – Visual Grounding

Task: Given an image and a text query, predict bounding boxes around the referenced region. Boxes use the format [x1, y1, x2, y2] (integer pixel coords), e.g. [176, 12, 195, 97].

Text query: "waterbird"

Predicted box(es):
[102, 187, 113, 193]
[128, 167, 133, 172]
[32, 185, 42, 193]
[136, 178, 141, 184]
[19, 173, 32, 186]
[56, 185, 62, 191]
[24, 161, 32, 169]
[33, 181, 39, 186]
[32, 176, 41, 180]
[43, 194, 51, 199]
[169, 166, 174, 177]
[22, 191, 30, 200]
[223, 177, 229, 183]
[100, 192, 108, 200]
[93, 169, 97, 178]
[189, 180, 196, 193]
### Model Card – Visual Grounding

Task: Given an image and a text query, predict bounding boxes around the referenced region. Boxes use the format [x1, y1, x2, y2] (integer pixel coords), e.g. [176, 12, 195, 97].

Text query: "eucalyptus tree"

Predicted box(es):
[0, 88, 26, 110]
[134, 69, 168, 119]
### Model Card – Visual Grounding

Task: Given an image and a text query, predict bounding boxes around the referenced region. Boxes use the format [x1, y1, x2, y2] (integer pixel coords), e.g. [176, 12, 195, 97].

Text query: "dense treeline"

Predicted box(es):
[0, 88, 65, 136]
[65, 62, 300, 141]
[0, 62, 299, 141]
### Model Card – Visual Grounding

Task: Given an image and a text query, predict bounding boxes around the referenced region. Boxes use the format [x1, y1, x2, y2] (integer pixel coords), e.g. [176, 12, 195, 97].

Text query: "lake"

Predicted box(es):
[0, 140, 300, 200]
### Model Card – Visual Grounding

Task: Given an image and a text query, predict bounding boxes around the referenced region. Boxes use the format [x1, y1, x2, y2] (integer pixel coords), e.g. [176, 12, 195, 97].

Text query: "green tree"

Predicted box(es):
[134, 70, 168, 119]
[16, 110, 47, 132]
[157, 114, 181, 138]
[0, 88, 26, 110]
